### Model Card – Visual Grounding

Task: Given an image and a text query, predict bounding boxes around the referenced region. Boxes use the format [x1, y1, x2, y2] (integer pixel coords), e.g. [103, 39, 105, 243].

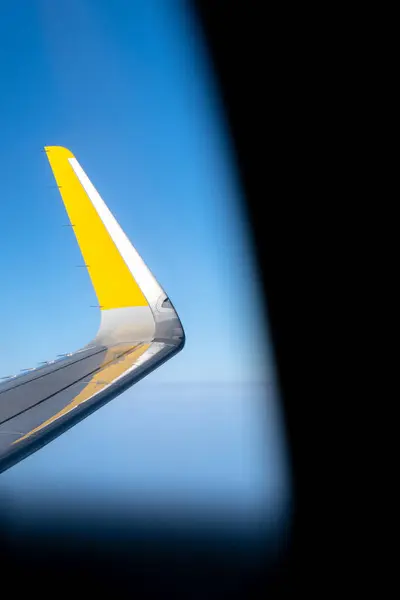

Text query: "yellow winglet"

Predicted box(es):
[45, 146, 148, 310]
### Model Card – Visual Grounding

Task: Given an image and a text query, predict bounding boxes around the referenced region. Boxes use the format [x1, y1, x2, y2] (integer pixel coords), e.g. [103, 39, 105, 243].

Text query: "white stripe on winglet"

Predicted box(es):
[69, 157, 163, 308]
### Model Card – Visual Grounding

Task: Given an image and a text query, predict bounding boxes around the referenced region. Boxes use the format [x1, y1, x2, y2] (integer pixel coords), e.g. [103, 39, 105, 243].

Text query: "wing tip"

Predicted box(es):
[44, 146, 74, 159]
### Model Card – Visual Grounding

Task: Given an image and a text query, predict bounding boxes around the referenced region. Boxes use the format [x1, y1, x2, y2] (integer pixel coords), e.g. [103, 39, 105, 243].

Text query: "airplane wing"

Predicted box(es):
[0, 146, 185, 474]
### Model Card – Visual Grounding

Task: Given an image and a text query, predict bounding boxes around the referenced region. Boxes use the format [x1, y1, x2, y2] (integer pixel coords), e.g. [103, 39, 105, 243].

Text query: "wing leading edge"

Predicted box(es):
[0, 147, 185, 474]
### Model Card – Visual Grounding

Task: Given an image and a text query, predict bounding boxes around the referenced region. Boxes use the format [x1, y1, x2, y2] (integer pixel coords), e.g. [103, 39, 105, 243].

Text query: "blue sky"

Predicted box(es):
[0, 1, 290, 528]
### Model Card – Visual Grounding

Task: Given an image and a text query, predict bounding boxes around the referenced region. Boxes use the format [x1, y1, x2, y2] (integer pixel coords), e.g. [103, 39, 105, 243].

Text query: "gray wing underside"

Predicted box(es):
[0, 339, 181, 474]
